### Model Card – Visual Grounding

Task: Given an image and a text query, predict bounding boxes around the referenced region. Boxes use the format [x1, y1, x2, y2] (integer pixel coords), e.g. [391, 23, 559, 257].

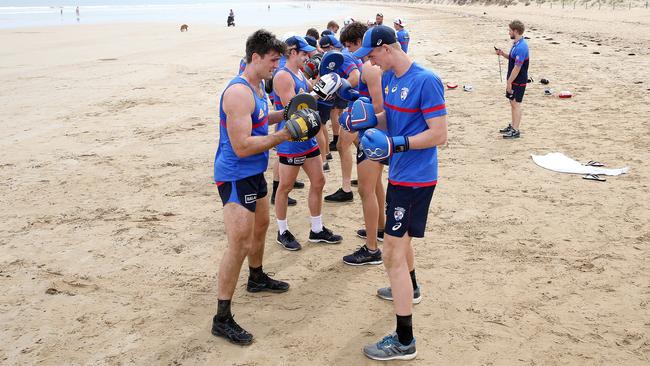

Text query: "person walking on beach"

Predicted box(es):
[393, 18, 410, 53]
[495, 20, 529, 139]
[353, 25, 448, 361]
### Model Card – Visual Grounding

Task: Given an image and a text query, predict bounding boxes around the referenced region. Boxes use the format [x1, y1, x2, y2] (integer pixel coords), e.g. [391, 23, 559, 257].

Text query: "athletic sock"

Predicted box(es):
[216, 299, 232, 322]
[277, 219, 288, 235]
[367, 246, 379, 253]
[395, 314, 413, 346]
[272, 180, 279, 198]
[249, 265, 264, 282]
[410, 270, 418, 290]
[310, 215, 323, 233]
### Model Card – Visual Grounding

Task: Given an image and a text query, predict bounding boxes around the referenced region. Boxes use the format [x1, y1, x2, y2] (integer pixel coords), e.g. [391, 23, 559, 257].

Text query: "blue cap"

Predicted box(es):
[286, 35, 316, 53]
[353, 25, 397, 58]
[319, 34, 343, 49]
[321, 29, 334, 37]
[304, 35, 317, 48]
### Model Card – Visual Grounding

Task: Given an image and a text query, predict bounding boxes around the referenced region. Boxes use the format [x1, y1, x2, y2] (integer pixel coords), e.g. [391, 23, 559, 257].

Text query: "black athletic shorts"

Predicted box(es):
[318, 103, 332, 125]
[333, 96, 349, 109]
[356, 146, 389, 166]
[279, 148, 321, 166]
[506, 84, 526, 103]
[384, 183, 436, 238]
[216, 173, 267, 212]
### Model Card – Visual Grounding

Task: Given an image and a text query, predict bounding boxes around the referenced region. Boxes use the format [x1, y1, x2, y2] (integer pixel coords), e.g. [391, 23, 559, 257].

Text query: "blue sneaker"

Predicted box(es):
[343, 245, 383, 266]
[363, 333, 417, 361]
[277, 230, 301, 251]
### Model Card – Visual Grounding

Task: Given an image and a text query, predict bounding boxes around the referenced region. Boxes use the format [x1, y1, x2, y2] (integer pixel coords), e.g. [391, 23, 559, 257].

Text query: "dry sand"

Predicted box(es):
[1, 2, 649, 365]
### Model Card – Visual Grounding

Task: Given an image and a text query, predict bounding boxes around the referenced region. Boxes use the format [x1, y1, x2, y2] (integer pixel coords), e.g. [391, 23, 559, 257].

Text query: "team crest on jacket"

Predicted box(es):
[258, 109, 264, 119]
[400, 87, 409, 101]
[394, 207, 405, 221]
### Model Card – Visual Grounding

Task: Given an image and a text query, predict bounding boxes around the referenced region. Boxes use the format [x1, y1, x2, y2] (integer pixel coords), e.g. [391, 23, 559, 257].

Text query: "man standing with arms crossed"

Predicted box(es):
[353, 25, 448, 360]
[495, 20, 529, 139]
[212, 30, 325, 345]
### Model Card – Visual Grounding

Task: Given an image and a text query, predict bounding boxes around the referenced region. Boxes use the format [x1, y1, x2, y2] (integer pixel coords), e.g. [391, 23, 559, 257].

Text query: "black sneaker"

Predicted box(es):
[324, 188, 353, 202]
[246, 271, 290, 293]
[329, 140, 338, 151]
[499, 124, 513, 133]
[277, 230, 301, 251]
[211, 315, 253, 345]
[351, 179, 358, 187]
[502, 129, 520, 139]
[343, 245, 383, 266]
[271, 194, 297, 206]
[308, 226, 343, 244]
[356, 229, 384, 242]
[323, 162, 330, 172]
[293, 180, 305, 189]
[326, 153, 333, 161]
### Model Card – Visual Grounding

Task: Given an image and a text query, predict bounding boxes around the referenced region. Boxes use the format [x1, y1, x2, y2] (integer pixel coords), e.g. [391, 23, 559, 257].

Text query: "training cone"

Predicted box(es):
[559, 90, 572, 99]
[447, 82, 458, 89]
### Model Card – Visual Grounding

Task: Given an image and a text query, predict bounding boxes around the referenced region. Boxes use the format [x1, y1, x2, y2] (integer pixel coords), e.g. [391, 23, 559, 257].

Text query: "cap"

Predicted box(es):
[321, 29, 334, 37]
[286, 35, 316, 53]
[376, 13, 383, 17]
[353, 25, 397, 58]
[304, 35, 318, 48]
[319, 34, 343, 49]
[393, 18, 406, 26]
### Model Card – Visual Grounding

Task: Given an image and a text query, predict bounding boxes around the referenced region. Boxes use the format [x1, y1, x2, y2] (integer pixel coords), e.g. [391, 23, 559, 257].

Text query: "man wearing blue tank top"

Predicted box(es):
[353, 25, 448, 361]
[211, 30, 322, 346]
[273, 36, 343, 250]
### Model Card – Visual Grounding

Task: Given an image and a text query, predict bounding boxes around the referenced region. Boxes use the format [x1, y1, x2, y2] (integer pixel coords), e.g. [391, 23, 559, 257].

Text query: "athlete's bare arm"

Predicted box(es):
[223, 84, 290, 157]
[363, 62, 384, 114]
[407, 115, 447, 149]
[274, 70, 297, 107]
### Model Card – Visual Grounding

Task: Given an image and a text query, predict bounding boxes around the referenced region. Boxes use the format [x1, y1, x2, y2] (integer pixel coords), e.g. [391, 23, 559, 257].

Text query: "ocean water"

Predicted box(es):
[0, 0, 349, 29]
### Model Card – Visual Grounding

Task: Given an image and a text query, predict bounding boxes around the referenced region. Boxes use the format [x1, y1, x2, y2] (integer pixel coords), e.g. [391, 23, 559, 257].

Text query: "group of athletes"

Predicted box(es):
[212, 14, 529, 361]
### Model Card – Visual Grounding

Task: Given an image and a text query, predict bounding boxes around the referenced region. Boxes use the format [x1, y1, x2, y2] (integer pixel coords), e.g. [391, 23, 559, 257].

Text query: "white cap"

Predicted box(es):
[343, 16, 354, 25]
[393, 18, 406, 26]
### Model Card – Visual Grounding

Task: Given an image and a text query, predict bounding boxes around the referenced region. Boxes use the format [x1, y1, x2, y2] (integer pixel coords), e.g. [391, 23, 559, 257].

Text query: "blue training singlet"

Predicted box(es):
[275, 67, 318, 156]
[214, 76, 269, 181]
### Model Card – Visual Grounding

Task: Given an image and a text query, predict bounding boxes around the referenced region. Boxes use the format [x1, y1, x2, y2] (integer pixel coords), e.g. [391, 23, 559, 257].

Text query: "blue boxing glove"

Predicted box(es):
[319, 50, 344, 76]
[338, 109, 352, 131]
[348, 99, 378, 131]
[336, 78, 360, 102]
[360, 128, 410, 161]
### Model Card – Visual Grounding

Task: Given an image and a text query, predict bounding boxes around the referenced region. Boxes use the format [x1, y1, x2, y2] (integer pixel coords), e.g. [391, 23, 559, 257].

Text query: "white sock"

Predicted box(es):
[277, 219, 288, 234]
[310, 215, 323, 233]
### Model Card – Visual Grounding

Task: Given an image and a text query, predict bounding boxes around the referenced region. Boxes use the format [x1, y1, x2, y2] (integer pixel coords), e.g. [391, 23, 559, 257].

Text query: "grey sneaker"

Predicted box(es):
[363, 333, 417, 361]
[376, 286, 422, 304]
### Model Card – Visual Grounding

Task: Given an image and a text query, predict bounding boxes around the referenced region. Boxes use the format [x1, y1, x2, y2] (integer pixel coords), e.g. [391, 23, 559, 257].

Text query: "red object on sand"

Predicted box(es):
[447, 83, 458, 89]
[559, 91, 572, 98]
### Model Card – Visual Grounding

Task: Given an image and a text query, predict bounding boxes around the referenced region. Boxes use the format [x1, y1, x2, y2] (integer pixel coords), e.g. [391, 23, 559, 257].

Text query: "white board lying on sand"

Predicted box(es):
[531, 152, 629, 176]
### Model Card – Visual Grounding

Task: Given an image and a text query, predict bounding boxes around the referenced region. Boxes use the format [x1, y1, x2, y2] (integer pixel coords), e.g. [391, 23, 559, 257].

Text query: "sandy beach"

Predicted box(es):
[1, 2, 649, 365]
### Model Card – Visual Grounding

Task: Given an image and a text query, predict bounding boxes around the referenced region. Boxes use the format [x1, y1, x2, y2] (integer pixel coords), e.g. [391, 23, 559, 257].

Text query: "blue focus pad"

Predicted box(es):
[360, 128, 391, 161]
[319, 50, 344, 75]
[357, 97, 371, 104]
[338, 110, 351, 131]
[336, 78, 360, 102]
[349, 99, 377, 131]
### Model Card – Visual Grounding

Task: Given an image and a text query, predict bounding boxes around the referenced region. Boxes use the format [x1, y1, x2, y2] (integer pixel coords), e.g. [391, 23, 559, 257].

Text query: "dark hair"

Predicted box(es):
[245, 29, 286, 63]
[340, 21, 368, 44]
[509, 20, 525, 34]
[306, 27, 319, 40]
[326, 20, 339, 29]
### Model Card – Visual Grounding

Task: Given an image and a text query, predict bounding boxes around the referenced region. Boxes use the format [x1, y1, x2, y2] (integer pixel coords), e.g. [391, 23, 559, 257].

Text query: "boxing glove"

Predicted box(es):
[285, 108, 321, 141]
[360, 128, 410, 161]
[319, 50, 344, 76]
[336, 78, 360, 102]
[312, 73, 342, 100]
[338, 109, 351, 131]
[348, 99, 377, 131]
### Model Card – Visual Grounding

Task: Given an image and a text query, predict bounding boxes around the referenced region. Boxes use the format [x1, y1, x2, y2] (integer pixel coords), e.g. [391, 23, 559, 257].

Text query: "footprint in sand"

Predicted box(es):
[592, 51, 600, 54]
[628, 53, 636, 56]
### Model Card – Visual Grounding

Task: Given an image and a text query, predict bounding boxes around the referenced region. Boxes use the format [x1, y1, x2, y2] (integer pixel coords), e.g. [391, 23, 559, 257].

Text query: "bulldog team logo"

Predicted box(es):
[394, 207, 406, 221]
[327, 62, 336, 70]
[400, 87, 409, 101]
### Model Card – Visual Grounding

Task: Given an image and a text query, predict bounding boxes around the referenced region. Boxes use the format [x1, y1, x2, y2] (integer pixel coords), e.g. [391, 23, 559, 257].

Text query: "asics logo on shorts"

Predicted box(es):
[392, 222, 402, 231]
[364, 147, 385, 158]
[244, 193, 257, 203]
